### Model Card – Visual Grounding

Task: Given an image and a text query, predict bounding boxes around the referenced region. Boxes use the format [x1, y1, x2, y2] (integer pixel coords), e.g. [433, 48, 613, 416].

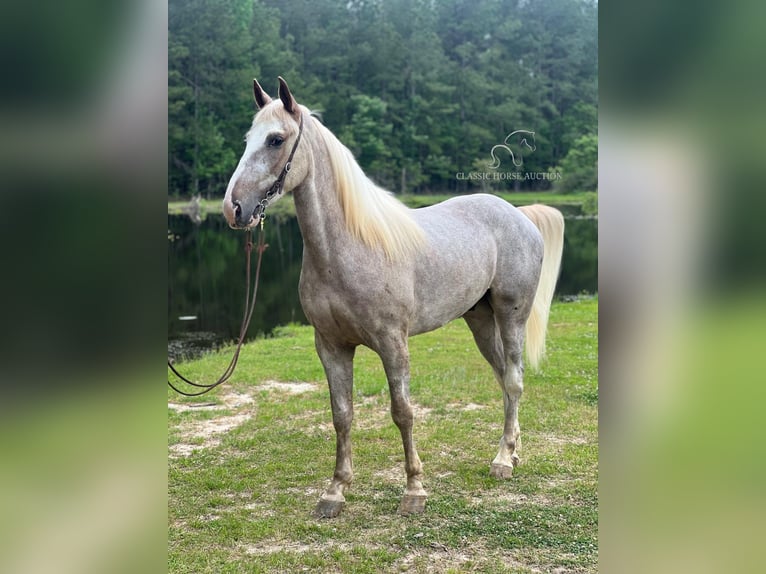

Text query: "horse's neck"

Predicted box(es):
[292, 132, 348, 267]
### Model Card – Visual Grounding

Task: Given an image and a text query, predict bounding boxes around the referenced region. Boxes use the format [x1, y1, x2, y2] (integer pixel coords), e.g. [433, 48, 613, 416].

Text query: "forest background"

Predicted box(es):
[169, 0, 598, 199]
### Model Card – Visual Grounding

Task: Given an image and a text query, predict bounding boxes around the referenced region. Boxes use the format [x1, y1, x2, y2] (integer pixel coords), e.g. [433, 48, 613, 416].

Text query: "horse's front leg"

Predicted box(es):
[379, 336, 428, 515]
[314, 333, 356, 518]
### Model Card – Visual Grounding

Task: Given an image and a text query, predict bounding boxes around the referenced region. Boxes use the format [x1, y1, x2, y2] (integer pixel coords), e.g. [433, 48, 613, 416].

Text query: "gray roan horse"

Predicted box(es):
[223, 77, 564, 518]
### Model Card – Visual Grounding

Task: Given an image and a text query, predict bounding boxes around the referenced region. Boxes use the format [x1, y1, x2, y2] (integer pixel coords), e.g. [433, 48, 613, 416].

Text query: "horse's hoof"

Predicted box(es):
[315, 498, 345, 519]
[399, 494, 427, 516]
[490, 462, 515, 479]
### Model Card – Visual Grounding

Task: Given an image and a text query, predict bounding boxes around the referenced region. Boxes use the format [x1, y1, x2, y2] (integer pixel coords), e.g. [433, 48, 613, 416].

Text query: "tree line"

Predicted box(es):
[169, 0, 597, 198]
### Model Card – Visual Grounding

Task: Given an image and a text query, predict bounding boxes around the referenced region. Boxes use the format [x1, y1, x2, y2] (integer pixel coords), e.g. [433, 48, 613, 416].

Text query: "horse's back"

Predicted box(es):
[414, 194, 542, 259]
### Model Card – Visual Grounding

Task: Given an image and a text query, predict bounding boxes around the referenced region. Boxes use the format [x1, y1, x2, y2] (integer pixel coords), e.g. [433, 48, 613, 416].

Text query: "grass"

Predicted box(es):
[168, 298, 598, 573]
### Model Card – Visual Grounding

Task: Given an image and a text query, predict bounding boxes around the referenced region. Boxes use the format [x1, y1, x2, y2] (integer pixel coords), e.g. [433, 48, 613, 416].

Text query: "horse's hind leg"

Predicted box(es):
[377, 334, 428, 515]
[463, 298, 505, 376]
[464, 298, 525, 479]
[491, 300, 529, 479]
[314, 332, 356, 518]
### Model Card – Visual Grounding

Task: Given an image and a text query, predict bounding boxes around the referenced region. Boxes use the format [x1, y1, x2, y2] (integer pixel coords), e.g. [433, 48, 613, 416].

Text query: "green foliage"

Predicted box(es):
[169, 0, 598, 197]
[581, 191, 598, 215]
[338, 95, 393, 183]
[169, 0, 254, 197]
[555, 133, 598, 194]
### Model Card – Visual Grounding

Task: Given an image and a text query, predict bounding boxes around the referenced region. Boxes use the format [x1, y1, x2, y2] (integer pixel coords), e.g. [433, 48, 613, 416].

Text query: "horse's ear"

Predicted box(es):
[278, 76, 297, 115]
[253, 79, 272, 109]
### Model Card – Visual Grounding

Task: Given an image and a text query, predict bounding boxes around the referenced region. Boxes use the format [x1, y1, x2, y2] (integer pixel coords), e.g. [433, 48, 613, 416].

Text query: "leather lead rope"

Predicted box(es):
[168, 225, 267, 397]
[169, 113, 303, 396]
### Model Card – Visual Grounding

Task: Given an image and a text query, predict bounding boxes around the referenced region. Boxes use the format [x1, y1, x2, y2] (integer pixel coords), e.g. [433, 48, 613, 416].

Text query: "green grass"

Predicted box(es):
[168, 298, 598, 573]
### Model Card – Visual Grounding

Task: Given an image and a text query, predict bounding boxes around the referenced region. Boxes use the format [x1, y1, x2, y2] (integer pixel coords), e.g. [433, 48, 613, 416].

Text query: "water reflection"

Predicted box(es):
[168, 214, 305, 360]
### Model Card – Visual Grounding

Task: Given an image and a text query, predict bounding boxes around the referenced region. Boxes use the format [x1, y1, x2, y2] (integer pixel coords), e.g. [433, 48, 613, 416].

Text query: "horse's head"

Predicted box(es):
[223, 77, 308, 229]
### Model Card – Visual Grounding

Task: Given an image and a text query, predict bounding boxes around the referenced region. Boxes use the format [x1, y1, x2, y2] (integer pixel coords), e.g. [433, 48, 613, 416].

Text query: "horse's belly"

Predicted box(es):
[409, 255, 495, 335]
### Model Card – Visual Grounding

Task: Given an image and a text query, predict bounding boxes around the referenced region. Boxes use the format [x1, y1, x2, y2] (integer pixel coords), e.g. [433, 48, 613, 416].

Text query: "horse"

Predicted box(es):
[488, 129, 536, 169]
[223, 77, 564, 518]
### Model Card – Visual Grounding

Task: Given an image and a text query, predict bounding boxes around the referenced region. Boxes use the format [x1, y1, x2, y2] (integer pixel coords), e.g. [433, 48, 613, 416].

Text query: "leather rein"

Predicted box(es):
[167, 113, 304, 397]
[167, 226, 266, 396]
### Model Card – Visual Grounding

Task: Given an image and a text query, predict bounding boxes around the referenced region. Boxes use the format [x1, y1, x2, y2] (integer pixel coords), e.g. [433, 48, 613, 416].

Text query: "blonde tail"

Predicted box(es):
[519, 204, 565, 371]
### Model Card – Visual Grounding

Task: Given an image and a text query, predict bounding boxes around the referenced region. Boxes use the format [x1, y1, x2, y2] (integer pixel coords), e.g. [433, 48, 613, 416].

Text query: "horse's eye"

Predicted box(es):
[268, 136, 284, 147]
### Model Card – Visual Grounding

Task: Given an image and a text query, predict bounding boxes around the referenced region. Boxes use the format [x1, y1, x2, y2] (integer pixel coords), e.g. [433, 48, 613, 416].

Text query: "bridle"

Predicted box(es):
[253, 112, 304, 223]
[168, 113, 304, 397]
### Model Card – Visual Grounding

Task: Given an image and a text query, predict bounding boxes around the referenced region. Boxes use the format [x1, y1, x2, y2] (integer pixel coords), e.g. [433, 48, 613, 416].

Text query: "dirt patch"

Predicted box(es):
[167, 401, 219, 413]
[472, 491, 556, 507]
[241, 540, 355, 556]
[168, 391, 254, 413]
[392, 545, 539, 574]
[257, 380, 319, 394]
[372, 465, 406, 485]
[537, 433, 590, 446]
[169, 413, 252, 458]
[221, 391, 255, 408]
[447, 402, 486, 412]
[169, 390, 255, 458]
[241, 539, 549, 574]
[462, 402, 486, 411]
[393, 548, 468, 573]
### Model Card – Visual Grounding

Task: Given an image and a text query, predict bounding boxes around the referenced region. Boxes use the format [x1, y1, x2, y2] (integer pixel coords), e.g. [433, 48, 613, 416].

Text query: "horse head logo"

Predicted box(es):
[488, 130, 536, 169]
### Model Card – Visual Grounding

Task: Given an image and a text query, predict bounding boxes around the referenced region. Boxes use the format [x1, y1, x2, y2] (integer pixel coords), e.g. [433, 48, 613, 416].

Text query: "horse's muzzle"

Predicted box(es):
[225, 197, 261, 229]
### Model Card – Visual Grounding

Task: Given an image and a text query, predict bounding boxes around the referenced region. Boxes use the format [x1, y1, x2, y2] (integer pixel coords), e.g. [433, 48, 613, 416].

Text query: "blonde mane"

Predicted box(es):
[313, 118, 426, 261]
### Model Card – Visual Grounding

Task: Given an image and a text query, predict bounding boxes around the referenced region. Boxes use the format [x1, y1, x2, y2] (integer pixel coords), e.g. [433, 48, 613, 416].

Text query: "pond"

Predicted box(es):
[168, 204, 596, 360]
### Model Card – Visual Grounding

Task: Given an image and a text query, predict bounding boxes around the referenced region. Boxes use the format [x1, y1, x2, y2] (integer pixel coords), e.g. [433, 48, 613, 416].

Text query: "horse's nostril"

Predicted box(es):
[232, 200, 242, 217]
